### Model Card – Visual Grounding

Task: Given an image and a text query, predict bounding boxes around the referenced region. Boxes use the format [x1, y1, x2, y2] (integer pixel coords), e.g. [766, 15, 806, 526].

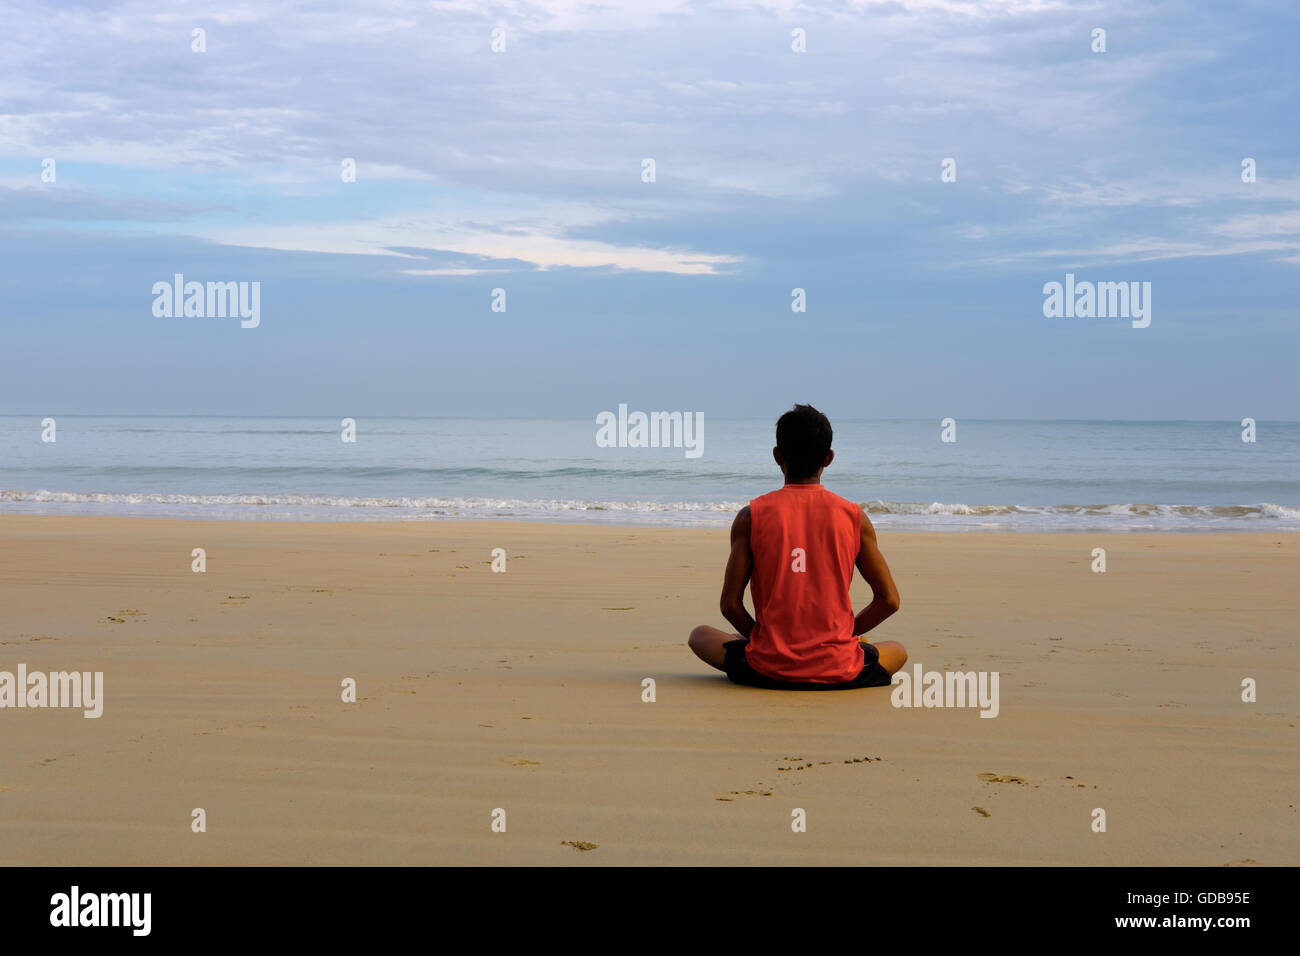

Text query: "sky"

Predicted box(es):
[1, 0, 1298, 420]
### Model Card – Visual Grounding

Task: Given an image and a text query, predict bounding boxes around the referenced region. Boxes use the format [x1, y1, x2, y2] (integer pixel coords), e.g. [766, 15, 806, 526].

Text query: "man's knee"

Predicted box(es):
[874, 640, 908, 675]
[688, 625, 707, 650]
[688, 625, 717, 657]
[689, 625, 732, 671]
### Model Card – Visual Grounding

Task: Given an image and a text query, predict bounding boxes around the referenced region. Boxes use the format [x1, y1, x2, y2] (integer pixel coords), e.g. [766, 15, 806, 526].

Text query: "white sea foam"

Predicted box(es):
[3, 489, 1299, 530]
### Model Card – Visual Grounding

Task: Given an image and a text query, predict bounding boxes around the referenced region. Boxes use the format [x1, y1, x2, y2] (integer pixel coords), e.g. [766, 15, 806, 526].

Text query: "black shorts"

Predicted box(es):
[723, 638, 893, 690]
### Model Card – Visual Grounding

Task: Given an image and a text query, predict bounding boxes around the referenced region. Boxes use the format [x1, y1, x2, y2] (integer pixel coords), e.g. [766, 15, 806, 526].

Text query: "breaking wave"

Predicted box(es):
[3, 489, 1299, 530]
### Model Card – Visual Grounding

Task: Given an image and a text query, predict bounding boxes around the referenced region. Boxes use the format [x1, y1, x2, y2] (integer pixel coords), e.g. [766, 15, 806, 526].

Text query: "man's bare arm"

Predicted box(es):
[720, 506, 756, 639]
[853, 508, 901, 637]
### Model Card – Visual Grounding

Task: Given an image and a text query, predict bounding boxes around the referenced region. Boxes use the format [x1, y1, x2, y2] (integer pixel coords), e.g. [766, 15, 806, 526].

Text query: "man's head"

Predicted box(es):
[774, 404, 834, 483]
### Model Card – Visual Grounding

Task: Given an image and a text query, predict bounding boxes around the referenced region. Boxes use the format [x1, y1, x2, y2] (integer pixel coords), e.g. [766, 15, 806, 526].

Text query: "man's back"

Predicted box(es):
[746, 483, 864, 682]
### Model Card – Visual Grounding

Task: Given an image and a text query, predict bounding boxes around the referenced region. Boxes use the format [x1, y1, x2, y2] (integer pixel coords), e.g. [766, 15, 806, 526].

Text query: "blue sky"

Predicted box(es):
[2, 0, 1298, 419]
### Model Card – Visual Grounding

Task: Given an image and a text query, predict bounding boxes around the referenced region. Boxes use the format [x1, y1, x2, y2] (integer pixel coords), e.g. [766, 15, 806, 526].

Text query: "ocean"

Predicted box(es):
[2, 416, 1298, 531]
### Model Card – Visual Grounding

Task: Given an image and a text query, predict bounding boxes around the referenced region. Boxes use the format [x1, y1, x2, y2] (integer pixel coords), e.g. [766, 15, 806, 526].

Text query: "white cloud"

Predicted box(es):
[199, 212, 741, 273]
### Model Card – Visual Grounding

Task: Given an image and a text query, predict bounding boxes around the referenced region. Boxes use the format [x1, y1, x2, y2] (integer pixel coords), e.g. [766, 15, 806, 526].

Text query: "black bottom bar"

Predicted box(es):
[0, 866, 1278, 942]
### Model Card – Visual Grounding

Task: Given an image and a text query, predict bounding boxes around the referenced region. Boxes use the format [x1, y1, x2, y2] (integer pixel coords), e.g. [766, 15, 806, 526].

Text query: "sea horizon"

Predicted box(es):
[3, 415, 1298, 532]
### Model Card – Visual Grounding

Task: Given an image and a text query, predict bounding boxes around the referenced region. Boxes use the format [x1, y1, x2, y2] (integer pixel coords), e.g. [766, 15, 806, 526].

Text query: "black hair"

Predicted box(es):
[775, 404, 833, 481]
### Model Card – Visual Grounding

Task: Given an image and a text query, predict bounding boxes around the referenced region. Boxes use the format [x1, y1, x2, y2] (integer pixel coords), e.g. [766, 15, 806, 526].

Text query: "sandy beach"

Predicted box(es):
[0, 515, 1295, 866]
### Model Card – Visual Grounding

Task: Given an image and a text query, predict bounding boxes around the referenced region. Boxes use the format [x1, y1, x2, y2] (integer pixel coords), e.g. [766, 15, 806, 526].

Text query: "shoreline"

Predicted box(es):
[3, 508, 1299, 533]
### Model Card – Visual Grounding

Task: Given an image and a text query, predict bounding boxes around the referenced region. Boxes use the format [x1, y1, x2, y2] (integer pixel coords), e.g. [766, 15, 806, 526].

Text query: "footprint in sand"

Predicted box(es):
[778, 756, 879, 771]
[715, 789, 773, 801]
[978, 773, 1027, 785]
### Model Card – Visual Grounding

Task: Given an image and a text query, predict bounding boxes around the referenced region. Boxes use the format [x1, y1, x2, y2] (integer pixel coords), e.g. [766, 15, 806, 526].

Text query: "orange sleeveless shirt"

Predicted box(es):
[746, 484, 864, 682]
